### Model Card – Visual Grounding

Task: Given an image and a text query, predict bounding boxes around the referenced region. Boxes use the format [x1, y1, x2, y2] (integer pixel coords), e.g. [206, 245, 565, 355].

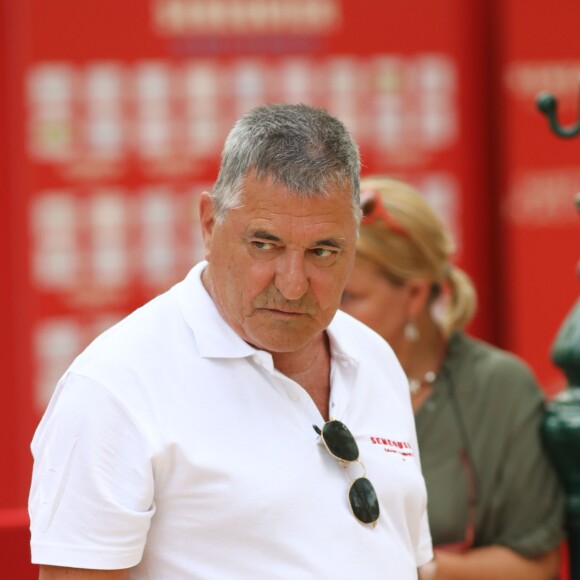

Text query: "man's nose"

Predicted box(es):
[275, 252, 309, 301]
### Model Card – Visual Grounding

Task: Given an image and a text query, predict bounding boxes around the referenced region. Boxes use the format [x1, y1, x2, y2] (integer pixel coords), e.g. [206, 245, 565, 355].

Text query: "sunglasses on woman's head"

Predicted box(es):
[360, 189, 409, 237]
[313, 419, 380, 526]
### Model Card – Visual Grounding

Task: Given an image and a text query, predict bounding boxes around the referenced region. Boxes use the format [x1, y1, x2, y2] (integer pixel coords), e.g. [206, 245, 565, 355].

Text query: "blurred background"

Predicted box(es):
[1, 0, 579, 576]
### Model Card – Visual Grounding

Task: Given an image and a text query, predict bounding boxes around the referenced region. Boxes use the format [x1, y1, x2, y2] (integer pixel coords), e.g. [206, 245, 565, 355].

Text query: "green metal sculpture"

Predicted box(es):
[537, 94, 580, 579]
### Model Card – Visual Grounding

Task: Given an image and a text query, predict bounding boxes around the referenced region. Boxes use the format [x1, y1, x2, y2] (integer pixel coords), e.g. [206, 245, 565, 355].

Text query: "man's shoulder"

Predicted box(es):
[70, 281, 189, 375]
[330, 311, 410, 403]
[330, 310, 396, 357]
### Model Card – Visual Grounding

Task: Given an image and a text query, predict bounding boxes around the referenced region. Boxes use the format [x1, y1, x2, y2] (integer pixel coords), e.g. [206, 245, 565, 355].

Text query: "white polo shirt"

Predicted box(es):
[30, 262, 433, 579]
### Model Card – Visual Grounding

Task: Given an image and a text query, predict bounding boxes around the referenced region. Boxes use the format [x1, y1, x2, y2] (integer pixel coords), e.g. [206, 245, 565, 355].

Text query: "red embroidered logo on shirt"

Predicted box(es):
[370, 436, 414, 458]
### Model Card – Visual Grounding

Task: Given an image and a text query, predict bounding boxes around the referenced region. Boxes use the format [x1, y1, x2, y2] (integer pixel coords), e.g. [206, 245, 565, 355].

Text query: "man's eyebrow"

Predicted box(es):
[249, 229, 346, 249]
[249, 229, 281, 242]
[315, 238, 346, 250]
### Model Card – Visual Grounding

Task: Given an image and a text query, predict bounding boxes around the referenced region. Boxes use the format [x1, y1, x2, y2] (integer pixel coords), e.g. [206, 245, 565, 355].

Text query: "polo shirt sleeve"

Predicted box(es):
[486, 361, 565, 557]
[29, 372, 156, 570]
[416, 501, 435, 566]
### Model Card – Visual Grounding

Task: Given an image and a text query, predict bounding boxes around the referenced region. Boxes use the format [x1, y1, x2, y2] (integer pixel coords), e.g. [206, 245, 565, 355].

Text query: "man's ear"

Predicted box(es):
[198, 192, 216, 261]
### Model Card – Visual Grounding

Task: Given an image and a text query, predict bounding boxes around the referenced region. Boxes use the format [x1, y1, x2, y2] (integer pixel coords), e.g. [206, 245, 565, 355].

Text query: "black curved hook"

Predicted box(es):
[536, 91, 580, 139]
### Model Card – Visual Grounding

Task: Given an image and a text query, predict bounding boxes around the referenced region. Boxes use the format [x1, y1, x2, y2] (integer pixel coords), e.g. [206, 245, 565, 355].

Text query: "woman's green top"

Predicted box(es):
[416, 332, 565, 556]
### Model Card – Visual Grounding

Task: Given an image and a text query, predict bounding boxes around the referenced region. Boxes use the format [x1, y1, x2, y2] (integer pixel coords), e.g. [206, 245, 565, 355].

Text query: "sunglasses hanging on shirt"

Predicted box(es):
[313, 419, 380, 526]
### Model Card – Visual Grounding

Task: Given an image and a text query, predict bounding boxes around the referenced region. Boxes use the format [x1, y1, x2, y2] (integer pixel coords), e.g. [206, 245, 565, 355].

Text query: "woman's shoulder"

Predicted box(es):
[445, 332, 541, 398]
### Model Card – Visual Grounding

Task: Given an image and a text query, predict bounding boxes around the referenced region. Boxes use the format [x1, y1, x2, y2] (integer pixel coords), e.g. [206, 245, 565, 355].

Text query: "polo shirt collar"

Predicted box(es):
[175, 262, 360, 371]
[327, 318, 360, 370]
[176, 261, 257, 359]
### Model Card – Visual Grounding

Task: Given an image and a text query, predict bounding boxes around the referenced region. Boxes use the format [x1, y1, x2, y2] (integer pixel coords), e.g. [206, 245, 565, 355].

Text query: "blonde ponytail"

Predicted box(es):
[440, 266, 477, 335]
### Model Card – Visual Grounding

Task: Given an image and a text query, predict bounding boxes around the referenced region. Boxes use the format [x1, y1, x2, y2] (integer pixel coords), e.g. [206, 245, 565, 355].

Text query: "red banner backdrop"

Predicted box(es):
[13, 0, 578, 575]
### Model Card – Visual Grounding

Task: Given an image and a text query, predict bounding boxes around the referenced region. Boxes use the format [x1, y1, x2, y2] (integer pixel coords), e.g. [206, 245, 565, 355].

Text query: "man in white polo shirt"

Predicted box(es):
[29, 103, 435, 579]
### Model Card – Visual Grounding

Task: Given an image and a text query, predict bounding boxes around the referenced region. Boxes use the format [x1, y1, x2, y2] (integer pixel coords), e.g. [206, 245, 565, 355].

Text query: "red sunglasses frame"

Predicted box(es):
[360, 189, 409, 237]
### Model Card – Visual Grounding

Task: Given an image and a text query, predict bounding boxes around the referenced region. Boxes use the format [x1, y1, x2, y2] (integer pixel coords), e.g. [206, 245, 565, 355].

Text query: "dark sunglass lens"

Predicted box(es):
[349, 477, 380, 524]
[322, 420, 359, 462]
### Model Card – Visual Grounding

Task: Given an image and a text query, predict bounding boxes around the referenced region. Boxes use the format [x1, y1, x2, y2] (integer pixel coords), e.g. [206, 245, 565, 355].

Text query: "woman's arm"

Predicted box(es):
[433, 545, 560, 580]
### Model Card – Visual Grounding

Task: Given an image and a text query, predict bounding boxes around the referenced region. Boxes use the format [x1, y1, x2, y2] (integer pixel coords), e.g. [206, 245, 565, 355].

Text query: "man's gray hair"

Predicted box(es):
[210, 103, 361, 222]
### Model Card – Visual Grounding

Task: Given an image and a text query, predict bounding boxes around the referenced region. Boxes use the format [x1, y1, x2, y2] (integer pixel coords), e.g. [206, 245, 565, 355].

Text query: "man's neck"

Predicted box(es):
[272, 332, 332, 420]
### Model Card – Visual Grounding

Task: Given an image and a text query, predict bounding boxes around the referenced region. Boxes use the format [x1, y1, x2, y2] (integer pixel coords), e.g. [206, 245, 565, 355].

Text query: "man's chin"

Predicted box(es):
[245, 326, 320, 354]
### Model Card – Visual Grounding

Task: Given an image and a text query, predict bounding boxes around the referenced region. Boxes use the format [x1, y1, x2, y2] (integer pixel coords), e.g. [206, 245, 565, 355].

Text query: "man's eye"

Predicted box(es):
[311, 247, 335, 258]
[252, 241, 276, 251]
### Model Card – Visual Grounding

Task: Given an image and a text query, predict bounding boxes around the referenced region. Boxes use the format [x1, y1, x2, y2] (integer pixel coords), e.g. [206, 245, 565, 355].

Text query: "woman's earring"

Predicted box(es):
[404, 321, 419, 342]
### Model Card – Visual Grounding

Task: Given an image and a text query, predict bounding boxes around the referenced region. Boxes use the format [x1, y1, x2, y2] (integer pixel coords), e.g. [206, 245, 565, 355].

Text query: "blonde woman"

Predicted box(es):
[341, 176, 565, 580]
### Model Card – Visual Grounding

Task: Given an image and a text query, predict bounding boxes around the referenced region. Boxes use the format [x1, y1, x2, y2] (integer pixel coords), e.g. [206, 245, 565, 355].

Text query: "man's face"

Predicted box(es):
[200, 172, 358, 354]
